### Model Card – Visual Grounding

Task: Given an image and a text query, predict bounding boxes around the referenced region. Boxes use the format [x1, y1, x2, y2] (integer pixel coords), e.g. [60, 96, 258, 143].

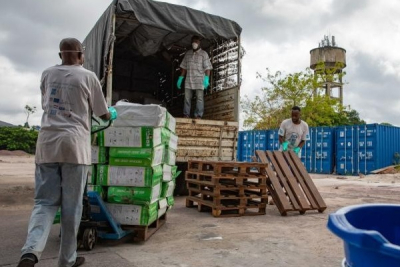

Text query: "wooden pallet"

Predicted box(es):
[185, 170, 267, 186]
[188, 160, 268, 177]
[186, 180, 267, 198]
[255, 150, 327, 216]
[186, 195, 266, 217]
[122, 213, 167, 242]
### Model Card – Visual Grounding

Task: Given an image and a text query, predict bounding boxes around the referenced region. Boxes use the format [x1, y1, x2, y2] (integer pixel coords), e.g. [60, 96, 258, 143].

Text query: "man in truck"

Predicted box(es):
[278, 106, 309, 157]
[176, 35, 213, 119]
[17, 38, 117, 267]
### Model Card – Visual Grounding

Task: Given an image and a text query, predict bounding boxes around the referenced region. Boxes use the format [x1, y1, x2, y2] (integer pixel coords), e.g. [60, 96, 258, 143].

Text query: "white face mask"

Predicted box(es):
[192, 42, 199, 50]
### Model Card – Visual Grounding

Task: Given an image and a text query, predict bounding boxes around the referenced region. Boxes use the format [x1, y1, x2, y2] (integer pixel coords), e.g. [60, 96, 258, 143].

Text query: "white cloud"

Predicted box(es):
[0, 56, 42, 126]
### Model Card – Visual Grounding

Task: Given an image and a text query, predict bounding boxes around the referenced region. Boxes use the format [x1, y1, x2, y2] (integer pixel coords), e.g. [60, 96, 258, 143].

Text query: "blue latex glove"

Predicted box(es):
[282, 141, 289, 151]
[108, 107, 118, 121]
[203, 76, 209, 90]
[293, 147, 301, 155]
[177, 76, 184, 89]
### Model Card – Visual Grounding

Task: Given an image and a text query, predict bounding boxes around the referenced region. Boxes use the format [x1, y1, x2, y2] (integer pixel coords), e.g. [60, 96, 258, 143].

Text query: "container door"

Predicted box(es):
[237, 131, 254, 162]
[253, 130, 268, 156]
[336, 126, 356, 175]
[267, 129, 280, 151]
[301, 127, 314, 173]
[314, 127, 334, 174]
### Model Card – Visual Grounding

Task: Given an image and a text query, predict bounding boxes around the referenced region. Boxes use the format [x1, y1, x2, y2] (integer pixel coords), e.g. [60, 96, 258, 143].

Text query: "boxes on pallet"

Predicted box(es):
[113, 101, 176, 133]
[160, 180, 175, 198]
[91, 146, 107, 164]
[106, 201, 158, 226]
[107, 183, 161, 204]
[97, 165, 162, 187]
[158, 198, 168, 218]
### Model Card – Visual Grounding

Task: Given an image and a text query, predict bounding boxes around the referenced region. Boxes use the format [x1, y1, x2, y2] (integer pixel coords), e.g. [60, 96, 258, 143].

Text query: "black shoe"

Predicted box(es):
[72, 257, 85, 267]
[17, 259, 35, 267]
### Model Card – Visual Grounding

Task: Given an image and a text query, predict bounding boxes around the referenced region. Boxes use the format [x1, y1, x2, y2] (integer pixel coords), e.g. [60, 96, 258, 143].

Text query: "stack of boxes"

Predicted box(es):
[90, 102, 178, 227]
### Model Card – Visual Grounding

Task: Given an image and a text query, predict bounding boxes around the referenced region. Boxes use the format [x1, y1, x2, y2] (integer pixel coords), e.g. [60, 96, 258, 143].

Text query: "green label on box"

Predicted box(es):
[107, 184, 161, 205]
[97, 165, 162, 187]
[109, 145, 164, 167]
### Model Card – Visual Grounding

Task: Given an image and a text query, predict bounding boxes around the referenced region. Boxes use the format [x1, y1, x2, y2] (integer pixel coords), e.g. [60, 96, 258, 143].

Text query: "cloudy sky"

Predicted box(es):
[1, 0, 399, 127]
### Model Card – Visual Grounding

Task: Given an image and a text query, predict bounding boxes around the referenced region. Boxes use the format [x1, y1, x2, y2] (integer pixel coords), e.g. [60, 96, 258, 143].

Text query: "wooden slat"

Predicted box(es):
[282, 151, 318, 209]
[288, 151, 327, 212]
[272, 151, 311, 211]
[265, 151, 301, 211]
[255, 151, 293, 214]
[178, 138, 235, 147]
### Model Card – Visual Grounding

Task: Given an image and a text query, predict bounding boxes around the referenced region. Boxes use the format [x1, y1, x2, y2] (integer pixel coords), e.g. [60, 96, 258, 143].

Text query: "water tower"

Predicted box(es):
[310, 35, 346, 104]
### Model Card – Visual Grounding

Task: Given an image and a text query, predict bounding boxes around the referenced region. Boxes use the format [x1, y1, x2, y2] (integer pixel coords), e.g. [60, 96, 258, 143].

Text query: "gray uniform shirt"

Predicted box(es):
[180, 48, 213, 90]
[35, 65, 108, 165]
[278, 119, 309, 150]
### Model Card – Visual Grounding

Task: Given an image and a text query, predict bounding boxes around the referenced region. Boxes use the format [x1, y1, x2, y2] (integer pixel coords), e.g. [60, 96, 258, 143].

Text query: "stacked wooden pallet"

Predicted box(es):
[254, 150, 327, 216]
[185, 160, 268, 217]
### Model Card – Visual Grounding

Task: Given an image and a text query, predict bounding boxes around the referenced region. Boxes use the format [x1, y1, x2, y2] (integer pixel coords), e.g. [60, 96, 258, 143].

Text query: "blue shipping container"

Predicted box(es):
[237, 130, 268, 162]
[336, 124, 400, 175]
[303, 127, 335, 174]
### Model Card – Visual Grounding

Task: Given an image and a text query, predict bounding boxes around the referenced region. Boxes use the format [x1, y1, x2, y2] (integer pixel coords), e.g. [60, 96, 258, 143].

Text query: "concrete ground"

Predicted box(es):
[1, 154, 400, 267]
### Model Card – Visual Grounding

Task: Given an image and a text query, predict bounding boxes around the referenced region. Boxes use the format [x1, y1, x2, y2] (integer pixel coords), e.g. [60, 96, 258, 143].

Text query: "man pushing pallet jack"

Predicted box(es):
[16, 38, 128, 267]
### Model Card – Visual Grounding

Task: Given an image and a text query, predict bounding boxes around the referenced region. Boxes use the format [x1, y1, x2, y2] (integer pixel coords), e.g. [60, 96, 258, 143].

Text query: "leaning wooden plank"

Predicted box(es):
[288, 151, 327, 212]
[255, 150, 293, 214]
[265, 151, 301, 211]
[272, 151, 311, 211]
[282, 151, 318, 209]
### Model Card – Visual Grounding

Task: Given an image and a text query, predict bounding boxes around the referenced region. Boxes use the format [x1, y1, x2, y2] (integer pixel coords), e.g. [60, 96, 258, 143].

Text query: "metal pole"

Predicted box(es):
[106, 14, 116, 106]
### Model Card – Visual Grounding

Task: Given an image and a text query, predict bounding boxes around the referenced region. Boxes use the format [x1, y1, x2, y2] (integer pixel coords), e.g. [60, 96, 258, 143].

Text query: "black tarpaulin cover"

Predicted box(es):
[83, 0, 242, 80]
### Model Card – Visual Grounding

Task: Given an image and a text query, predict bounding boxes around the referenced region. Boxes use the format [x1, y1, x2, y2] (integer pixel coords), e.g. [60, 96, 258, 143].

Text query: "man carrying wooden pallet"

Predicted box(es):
[278, 106, 309, 157]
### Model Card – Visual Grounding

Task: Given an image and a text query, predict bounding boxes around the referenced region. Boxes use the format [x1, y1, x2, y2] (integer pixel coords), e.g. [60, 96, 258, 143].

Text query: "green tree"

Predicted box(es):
[24, 105, 37, 128]
[241, 64, 364, 129]
[0, 126, 38, 154]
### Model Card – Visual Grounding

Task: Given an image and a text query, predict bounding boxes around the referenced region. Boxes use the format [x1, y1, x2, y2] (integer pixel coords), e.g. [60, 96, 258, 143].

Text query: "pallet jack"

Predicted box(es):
[76, 118, 132, 250]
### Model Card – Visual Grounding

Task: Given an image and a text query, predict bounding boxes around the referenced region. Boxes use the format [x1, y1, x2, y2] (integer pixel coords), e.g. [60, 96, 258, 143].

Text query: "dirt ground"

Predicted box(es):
[1, 152, 400, 267]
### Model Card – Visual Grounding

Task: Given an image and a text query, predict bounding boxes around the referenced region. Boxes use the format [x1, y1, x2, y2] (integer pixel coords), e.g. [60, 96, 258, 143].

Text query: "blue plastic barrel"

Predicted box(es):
[327, 204, 400, 267]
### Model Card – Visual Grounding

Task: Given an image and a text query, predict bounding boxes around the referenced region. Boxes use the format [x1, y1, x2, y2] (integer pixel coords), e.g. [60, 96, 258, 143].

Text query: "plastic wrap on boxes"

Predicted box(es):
[113, 101, 176, 132]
